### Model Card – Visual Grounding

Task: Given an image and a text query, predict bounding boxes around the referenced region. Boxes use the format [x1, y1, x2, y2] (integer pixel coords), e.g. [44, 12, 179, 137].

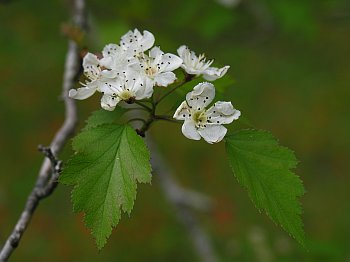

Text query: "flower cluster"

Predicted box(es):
[69, 28, 240, 143]
[69, 29, 183, 111]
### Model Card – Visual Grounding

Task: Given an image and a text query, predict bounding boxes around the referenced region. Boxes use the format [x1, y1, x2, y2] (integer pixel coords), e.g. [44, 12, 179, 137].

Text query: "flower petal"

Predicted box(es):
[159, 53, 183, 72]
[198, 125, 227, 144]
[100, 69, 119, 79]
[181, 64, 202, 75]
[120, 29, 155, 54]
[136, 82, 153, 100]
[69, 85, 97, 100]
[177, 45, 188, 58]
[206, 101, 241, 125]
[182, 119, 201, 141]
[186, 82, 215, 109]
[99, 56, 114, 69]
[173, 101, 191, 120]
[177, 45, 212, 75]
[202, 66, 230, 81]
[149, 46, 164, 65]
[83, 52, 99, 68]
[126, 72, 153, 100]
[154, 72, 176, 87]
[102, 44, 121, 57]
[139, 30, 155, 52]
[83, 53, 101, 80]
[100, 48, 134, 73]
[177, 45, 202, 74]
[120, 29, 139, 49]
[100, 94, 120, 111]
[99, 80, 123, 95]
[149, 46, 164, 59]
[144, 77, 155, 92]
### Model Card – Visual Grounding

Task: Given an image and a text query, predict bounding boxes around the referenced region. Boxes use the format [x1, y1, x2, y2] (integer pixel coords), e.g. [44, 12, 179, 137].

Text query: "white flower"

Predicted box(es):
[177, 45, 230, 81]
[120, 29, 155, 57]
[69, 53, 115, 100]
[99, 70, 152, 111]
[173, 82, 240, 144]
[131, 46, 183, 89]
[99, 43, 137, 74]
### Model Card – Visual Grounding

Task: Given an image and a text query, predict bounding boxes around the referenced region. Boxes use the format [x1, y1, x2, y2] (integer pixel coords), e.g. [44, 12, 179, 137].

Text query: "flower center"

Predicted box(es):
[119, 90, 135, 102]
[192, 110, 207, 128]
[183, 50, 211, 71]
[145, 66, 158, 77]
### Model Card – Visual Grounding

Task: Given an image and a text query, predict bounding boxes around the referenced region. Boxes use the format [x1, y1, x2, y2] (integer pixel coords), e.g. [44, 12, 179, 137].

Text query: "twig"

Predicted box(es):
[147, 138, 217, 262]
[134, 101, 152, 112]
[154, 115, 181, 124]
[37, 145, 62, 197]
[155, 73, 193, 105]
[0, 0, 86, 260]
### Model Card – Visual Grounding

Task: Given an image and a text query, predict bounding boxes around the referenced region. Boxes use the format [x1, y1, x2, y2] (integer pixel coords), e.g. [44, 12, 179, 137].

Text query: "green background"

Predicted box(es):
[0, 0, 349, 261]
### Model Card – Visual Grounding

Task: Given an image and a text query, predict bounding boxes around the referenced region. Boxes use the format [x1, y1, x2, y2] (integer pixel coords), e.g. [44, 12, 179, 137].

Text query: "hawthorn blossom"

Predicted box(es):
[173, 82, 240, 144]
[69, 53, 115, 100]
[99, 71, 152, 111]
[177, 45, 230, 81]
[99, 44, 137, 74]
[131, 46, 183, 88]
[120, 29, 155, 57]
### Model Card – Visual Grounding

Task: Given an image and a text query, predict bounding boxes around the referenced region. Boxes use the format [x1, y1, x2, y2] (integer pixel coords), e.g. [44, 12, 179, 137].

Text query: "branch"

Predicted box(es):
[0, 0, 86, 260]
[147, 138, 217, 262]
[36, 146, 62, 197]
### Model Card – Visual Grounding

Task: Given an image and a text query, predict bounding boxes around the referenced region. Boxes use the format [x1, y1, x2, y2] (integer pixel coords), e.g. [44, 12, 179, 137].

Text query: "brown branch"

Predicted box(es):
[0, 0, 86, 260]
[147, 138, 217, 262]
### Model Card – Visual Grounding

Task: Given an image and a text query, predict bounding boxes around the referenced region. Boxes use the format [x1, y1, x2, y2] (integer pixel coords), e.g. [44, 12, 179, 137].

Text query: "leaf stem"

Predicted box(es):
[136, 73, 195, 136]
[134, 101, 152, 112]
[154, 115, 181, 124]
[136, 117, 154, 137]
[155, 73, 195, 106]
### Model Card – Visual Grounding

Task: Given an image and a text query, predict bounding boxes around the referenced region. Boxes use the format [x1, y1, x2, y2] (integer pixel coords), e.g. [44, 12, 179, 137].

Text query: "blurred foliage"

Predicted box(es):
[0, 0, 350, 261]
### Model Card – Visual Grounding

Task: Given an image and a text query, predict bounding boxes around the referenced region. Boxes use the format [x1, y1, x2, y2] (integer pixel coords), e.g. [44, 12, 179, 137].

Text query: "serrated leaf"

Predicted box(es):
[84, 108, 126, 130]
[225, 129, 305, 246]
[60, 123, 152, 249]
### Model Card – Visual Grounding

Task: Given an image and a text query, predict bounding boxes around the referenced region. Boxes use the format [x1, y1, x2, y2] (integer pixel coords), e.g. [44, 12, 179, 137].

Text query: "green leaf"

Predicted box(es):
[84, 108, 126, 130]
[60, 123, 152, 249]
[225, 129, 305, 245]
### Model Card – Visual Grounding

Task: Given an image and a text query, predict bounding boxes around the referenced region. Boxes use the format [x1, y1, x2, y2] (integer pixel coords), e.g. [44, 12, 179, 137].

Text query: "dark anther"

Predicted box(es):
[136, 129, 146, 137]
[126, 97, 136, 104]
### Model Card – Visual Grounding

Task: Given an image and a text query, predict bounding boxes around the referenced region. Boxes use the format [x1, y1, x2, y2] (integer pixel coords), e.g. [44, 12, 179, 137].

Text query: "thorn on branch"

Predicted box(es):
[38, 145, 59, 166]
[37, 145, 62, 197]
